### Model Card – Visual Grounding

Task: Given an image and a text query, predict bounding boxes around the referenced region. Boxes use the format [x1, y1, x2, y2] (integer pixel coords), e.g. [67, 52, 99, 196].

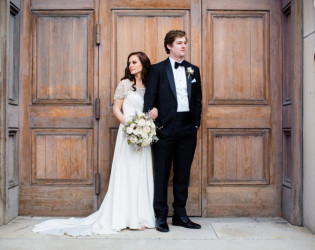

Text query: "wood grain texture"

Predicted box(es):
[7, 129, 19, 188]
[281, 0, 303, 226]
[30, 106, 94, 128]
[282, 130, 292, 188]
[19, 0, 98, 216]
[98, 0, 112, 205]
[19, 186, 95, 216]
[2, 0, 22, 224]
[207, 11, 269, 105]
[1, 0, 8, 224]
[208, 129, 269, 185]
[19, 0, 32, 188]
[15, 0, 294, 219]
[111, 9, 190, 103]
[7, 2, 20, 195]
[31, 129, 93, 185]
[31, 10, 93, 104]
[206, 186, 279, 216]
[96, 1, 202, 216]
[111, 0, 190, 9]
[206, 106, 271, 128]
[281, 5, 293, 219]
[31, 0, 94, 10]
[202, 0, 282, 217]
[205, 0, 270, 10]
[282, 4, 293, 106]
[290, 0, 303, 225]
[9, 9, 20, 105]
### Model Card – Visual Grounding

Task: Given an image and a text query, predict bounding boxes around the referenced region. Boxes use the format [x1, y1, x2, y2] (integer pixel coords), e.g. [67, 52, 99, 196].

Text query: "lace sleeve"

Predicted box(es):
[114, 80, 131, 100]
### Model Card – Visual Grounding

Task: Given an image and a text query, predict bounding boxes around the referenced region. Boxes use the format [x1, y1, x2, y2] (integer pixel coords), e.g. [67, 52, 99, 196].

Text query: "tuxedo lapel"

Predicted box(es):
[164, 59, 177, 100]
[184, 61, 192, 101]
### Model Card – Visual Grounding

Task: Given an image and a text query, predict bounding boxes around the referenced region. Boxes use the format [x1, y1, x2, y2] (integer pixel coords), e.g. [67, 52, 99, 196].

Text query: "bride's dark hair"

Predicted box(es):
[121, 51, 151, 91]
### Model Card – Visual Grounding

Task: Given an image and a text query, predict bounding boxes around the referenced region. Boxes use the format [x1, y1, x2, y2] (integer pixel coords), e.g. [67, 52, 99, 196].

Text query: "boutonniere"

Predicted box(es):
[186, 67, 194, 78]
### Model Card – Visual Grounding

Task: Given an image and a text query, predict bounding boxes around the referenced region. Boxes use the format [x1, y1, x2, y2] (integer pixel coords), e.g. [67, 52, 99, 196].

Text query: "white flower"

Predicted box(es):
[138, 127, 144, 134]
[137, 119, 146, 126]
[126, 127, 133, 134]
[143, 126, 151, 134]
[130, 136, 137, 144]
[186, 67, 194, 78]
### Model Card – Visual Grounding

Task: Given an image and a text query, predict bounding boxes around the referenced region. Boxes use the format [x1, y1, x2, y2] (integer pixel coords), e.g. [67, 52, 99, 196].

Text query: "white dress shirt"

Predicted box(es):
[169, 57, 190, 112]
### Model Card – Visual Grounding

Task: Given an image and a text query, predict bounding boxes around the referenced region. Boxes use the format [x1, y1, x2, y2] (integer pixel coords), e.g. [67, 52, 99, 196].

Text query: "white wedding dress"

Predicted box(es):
[32, 79, 155, 236]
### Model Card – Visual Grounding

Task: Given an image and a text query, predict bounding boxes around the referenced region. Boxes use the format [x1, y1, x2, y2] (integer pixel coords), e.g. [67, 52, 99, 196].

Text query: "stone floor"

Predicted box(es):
[0, 217, 314, 250]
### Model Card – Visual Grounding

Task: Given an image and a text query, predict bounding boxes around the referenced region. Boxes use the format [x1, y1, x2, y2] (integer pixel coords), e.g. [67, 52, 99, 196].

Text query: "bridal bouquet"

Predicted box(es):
[122, 112, 158, 151]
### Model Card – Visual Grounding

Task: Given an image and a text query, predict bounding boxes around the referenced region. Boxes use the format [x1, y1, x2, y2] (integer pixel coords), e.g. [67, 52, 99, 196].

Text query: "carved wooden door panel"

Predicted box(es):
[202, 0, 282, 216]
[19, 0, 99, 216]
[98, 0, 202, 216]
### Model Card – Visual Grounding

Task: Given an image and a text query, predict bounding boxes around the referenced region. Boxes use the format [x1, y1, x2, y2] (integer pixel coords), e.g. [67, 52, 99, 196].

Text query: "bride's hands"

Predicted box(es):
[149, 107, 158, 120]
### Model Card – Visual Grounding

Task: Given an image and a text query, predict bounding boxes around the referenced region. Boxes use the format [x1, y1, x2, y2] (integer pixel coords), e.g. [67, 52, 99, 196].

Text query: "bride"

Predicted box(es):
[33, 52, 156, 236]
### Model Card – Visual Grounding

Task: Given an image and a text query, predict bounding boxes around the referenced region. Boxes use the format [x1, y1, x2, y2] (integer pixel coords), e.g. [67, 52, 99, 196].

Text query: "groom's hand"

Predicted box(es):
[149, 108, 158, 120]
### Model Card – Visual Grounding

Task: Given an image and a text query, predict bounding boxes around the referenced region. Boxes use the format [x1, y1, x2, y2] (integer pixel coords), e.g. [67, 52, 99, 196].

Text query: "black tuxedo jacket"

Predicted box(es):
[143, 58, 202, 136]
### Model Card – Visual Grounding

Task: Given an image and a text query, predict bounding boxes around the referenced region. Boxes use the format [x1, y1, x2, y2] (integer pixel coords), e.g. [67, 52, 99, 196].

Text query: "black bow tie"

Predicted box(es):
[174, 61, 185, 69]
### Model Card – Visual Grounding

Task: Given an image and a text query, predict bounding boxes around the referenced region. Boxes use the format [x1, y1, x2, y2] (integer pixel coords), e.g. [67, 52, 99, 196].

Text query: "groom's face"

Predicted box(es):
[167, 36, 187, 59]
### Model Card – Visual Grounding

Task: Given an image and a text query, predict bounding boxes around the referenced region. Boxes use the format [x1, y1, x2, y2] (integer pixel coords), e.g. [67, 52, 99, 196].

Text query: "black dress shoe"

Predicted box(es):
[156, 217, 169, 232]
[172, 215, 201, 229]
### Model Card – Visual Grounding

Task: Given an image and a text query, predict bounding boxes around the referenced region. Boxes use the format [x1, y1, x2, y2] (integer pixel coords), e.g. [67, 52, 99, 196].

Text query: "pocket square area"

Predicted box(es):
[191, 79, 197, 83]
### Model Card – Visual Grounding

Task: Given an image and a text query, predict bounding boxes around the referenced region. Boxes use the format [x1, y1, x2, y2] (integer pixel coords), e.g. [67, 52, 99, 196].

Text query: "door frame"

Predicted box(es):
[0, 0, 9, 226]
[97, 0, 203, 215]
[17, 0, 100, 216]
[0, 0, 304, 224]
[281, 0, 303, 226]
[0, 0, 21, 225]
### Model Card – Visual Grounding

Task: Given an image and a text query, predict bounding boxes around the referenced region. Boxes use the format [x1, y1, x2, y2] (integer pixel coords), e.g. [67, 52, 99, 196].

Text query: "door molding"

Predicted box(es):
[0, 0, 302, 222]
[98, 0, 202, 215]
[0, 0, 21, 225]
[290, 0, 303, 226]
[18, 0, 99, 216]
[0, 0, 9, 225]
[281, 0, 303, 226]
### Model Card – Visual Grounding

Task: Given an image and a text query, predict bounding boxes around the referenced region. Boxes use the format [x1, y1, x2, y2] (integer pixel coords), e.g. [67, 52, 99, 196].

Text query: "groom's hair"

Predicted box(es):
[164, 30, 187, 54]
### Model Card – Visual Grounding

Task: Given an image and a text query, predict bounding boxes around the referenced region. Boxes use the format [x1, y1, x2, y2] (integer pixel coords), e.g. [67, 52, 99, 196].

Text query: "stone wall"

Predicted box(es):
[303, 0, 315, 234]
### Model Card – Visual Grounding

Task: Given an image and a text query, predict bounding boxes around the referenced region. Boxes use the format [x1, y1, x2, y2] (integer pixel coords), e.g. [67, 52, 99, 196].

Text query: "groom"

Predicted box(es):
[144, 30, 202, 232]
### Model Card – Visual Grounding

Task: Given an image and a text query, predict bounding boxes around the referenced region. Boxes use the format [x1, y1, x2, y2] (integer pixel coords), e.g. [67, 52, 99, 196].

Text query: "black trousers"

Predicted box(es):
[152, 112, 197, 218]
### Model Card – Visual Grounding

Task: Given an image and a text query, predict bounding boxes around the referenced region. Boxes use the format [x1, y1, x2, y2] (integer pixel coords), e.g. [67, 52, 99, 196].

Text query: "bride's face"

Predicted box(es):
[128, 55, 143, 76]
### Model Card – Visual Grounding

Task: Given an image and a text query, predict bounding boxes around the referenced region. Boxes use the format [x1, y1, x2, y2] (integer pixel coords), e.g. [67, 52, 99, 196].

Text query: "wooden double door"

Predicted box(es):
[19, 0, 283, 217]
